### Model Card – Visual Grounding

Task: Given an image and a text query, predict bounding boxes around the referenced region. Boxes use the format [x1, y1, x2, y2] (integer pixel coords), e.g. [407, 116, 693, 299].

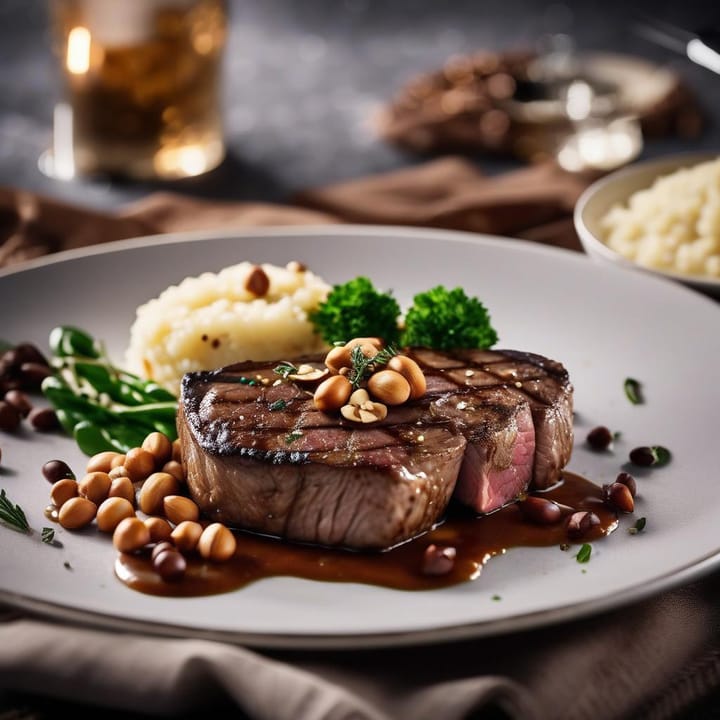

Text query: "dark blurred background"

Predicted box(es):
[1, 0, 719, 210]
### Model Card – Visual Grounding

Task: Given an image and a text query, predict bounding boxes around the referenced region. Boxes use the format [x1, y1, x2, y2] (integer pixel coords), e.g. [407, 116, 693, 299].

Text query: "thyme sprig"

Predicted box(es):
[273, 361, 298, 379]
[1, 488, 59, 546]
[348, 345, 398, 389]
[0, 488, 30, 533]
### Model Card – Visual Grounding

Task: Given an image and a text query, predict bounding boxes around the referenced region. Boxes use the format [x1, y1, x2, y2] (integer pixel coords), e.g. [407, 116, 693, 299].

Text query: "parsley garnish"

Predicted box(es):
[624, 378, 643, 404]
[629, 517, 647, 535]
[575, 543, 592, 563]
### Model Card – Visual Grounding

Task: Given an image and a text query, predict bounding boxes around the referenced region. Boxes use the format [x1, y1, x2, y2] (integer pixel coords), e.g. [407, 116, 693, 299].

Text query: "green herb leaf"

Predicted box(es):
[0, 488, 30, 533]
[629, 517, 647, 535]
[575, 543, 592, 563]
[274, 362, 298, 379]
[491, 594, 502, 601]
[402, 286, 498, 350]
[269, 399, 287, 411]
[651, 446, 672, 466]
[348, 344, 398, 389]
[41, 527, 56, 544]
[624, 377, 643, 404]
[285, 430, 303, 444]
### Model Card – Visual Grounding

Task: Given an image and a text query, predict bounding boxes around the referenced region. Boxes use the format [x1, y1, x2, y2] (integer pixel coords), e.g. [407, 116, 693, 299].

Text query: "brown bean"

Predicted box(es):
[42, 459, 76, 484]
[138, 472, 179, 515]
[124, 447, 156, 482]
[245, 265, 270, 297]
[144, 516, 173, 543]
[86, 451, 123, 474]
[163, 495, 199, 525]
[161, 460, 185, 483]
[566, 511, 600, 540]
[367, 370, 411, 405]
[108, 476, 135, 505]
[586, 426, 613, 450]
[96, 497, 135, 533]
[171, 520, 203, 552]
[387, 355, 427, 399]
[172, 439, 183, 463]
[0, 401, 21, 432]
[313, 374, 352, 411]
[108, 465, 130, 480]
[153, 548, 187, 582]
[78, 471, 112, 505]
[197, 523, 237, 561]
[629, 446, 655, 467]
[615, 471, 637, 498]
[603, 482, 635, 513]
[112, 517, 151, 553]
[141, 432, 173, 467]
[518, 496, 563, 525]
[421, 544, 457, 575]
[28, 407, 60, 431]
[19, 362, 52, 389]
[50, 478, 79, 508]
[151, 541, 176, 562]
[58, 497, 97, 529]
[4, 389, 32, 417]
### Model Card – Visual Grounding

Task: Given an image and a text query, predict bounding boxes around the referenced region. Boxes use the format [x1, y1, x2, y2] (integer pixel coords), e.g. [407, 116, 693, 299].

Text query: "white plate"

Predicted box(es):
[1, 225, 719, 650]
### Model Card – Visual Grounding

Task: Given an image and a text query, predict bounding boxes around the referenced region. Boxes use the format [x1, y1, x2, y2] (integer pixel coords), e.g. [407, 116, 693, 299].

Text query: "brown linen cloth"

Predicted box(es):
[0, 157, 588, 269]
[2, 159, 720, 720]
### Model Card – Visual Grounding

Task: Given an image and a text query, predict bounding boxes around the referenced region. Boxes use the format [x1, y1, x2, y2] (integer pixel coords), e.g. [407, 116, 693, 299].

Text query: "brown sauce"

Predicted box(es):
[115, 472, 617, 597]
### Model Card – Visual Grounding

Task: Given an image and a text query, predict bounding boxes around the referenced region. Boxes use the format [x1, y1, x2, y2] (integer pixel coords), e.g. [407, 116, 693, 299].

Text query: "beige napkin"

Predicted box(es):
[2, 159, 720, 719]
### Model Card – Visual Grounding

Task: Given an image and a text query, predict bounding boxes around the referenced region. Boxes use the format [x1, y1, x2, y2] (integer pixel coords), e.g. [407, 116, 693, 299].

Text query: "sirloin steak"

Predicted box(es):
[178, 347, 573, 550]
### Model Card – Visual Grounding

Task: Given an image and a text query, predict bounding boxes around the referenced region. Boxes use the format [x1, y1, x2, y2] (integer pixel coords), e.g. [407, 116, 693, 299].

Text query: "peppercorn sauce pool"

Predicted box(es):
[114, 472, 618, 597]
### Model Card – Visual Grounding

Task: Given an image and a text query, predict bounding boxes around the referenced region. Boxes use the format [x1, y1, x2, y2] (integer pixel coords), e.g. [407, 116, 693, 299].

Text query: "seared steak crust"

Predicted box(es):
[178, 347, 573, 549]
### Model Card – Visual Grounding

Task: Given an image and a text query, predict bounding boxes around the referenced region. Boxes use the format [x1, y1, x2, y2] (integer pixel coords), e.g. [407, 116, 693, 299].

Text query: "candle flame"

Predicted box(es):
[66, 26, 91, 75]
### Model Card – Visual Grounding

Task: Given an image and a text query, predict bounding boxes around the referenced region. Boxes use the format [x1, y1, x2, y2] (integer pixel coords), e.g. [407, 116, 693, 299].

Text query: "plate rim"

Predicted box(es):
[2, 223, 719, 651]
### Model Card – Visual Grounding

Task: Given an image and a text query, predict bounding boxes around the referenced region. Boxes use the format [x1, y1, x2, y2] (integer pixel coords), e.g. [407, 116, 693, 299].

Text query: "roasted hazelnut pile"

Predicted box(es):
[309, 338, 426, 423]
[43, 431, 236, 581]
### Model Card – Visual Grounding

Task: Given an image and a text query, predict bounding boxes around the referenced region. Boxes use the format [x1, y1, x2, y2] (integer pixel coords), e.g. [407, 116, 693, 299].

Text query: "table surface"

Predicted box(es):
[2, 1, 720, 719]
[1, 0, 719, 213]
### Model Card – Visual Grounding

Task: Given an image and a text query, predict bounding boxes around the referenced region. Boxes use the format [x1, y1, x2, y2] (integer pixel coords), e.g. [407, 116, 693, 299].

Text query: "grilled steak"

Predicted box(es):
[178, 347, 573, 550]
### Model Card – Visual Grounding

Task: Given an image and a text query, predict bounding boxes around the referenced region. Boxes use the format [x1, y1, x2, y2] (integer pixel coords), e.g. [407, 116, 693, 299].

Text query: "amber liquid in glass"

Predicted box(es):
[49, 0, 226, 180]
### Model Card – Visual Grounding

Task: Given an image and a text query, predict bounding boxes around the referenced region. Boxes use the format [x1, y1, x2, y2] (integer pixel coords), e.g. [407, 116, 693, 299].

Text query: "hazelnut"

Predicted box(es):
[138, 472, 179, 515]
[96, 497, 135, 533]
[112, 516, 151, 553]
[171, 520, 203, 552]
[86, 451, 123, 474]
[387, 355, 426, 399]
[58, 497, 97, 529]
[197, 523, 237, 562]
[313, 374, 353, 411]
[77, 471, 112, 505]
[50, 478, 79, 508]
[163, 495, 200, 525]
[141, 432, 173, 467]
[367, 369, 411, 405]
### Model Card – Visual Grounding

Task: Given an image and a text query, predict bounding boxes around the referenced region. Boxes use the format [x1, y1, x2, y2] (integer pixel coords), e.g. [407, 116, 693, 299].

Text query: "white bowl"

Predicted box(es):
[574, 151, 720, 299]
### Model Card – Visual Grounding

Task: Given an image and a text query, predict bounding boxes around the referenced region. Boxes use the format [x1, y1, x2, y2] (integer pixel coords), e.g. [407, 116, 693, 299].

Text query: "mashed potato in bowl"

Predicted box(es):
[600, 157, 720, 279]
[125, 260, 331, 395]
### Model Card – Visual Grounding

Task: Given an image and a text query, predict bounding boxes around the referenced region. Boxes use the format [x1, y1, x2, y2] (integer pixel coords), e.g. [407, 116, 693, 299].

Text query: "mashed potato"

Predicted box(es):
[600, 157, 720, 279]
[125, 260, 331, 394]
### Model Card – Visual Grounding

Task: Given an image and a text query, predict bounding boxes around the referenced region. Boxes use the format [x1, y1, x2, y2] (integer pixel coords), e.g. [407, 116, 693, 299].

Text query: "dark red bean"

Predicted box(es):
[421, 544, 457, 575]
[602, 482, 634, 513]
[42, 459, 76, 484]
[19, 362, 52, 390]
[518, 496, 563, 525]
[5, 343, 48, 368]
[153, 549, 186, 582]
[586, 426, 613, 450]
[28, 407, 60, 431]
[629, 446, 655, 467]
[615, 471, 637, 497]
[566, 511, 600, 540]
[4, 389, 32, 417]
[0, 401, 21, 432]
[151, 541, 176, 562]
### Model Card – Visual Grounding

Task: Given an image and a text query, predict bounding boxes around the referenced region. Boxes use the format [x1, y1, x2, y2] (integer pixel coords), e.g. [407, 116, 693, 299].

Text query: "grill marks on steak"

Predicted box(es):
[178, 347, 573, 550]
